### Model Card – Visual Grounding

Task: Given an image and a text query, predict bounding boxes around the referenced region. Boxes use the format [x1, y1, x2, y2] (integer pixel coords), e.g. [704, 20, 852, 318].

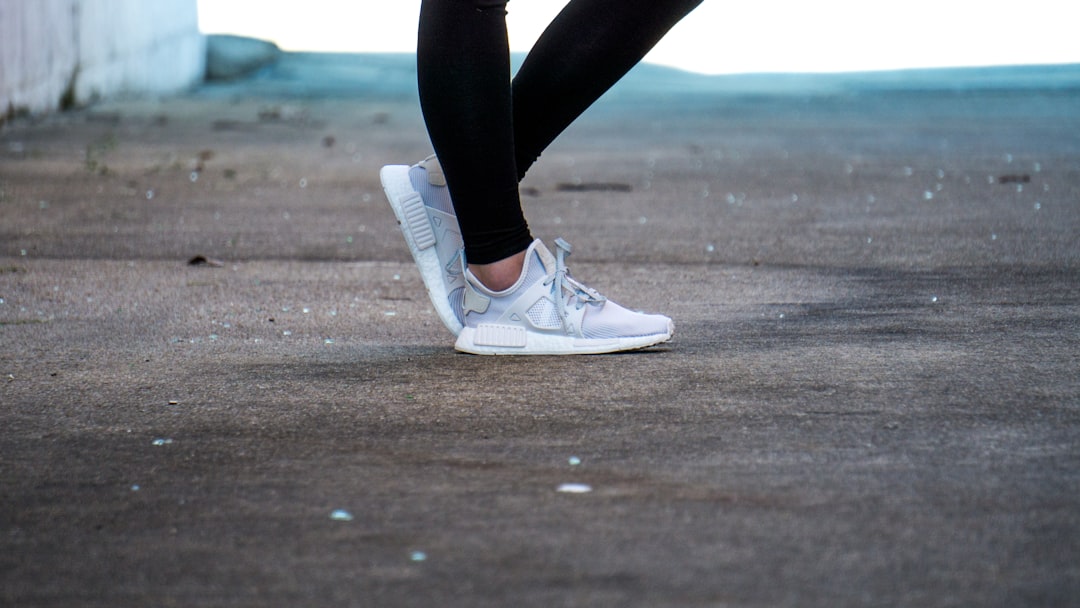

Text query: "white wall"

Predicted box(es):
[1, 0, 204, 118]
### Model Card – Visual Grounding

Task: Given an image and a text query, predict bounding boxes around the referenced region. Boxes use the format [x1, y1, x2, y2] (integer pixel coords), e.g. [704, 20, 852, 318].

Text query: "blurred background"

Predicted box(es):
[3, 0, 1077, 119]
[197, 0, 1079, 75]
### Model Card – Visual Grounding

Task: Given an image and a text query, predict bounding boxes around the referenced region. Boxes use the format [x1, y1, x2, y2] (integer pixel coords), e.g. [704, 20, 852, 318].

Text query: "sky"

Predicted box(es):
[197, 0, 1079, 75]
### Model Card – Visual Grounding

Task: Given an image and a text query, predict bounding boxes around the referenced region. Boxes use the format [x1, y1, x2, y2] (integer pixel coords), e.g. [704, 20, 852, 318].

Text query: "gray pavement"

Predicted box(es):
[2, 54, 1079, 606]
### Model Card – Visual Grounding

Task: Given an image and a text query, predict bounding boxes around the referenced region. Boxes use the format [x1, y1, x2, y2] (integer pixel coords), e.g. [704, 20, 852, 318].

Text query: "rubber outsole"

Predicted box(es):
[454, 321, 674, 356]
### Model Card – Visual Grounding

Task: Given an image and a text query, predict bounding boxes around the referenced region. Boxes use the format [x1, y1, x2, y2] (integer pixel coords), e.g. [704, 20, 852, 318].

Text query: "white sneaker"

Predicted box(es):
[455, 238, 673, 355]
[380, 156, 465, 336]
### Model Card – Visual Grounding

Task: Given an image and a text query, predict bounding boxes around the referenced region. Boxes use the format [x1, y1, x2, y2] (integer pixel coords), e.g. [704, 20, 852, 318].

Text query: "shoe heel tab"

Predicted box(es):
[420, 155, 446, 187]
[462, 279, 491, 315]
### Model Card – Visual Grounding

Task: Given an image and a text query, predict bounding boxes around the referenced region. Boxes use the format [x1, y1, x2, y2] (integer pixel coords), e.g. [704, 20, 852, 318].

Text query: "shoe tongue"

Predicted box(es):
[528, 239, 557, 275]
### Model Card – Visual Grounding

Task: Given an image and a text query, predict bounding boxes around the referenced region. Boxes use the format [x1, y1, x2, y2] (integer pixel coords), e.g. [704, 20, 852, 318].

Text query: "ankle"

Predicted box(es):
[468, 250, 527, 292]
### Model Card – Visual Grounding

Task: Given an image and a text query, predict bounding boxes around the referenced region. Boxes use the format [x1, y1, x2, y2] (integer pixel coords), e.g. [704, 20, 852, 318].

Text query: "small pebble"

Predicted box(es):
[330, 509, 354, 521]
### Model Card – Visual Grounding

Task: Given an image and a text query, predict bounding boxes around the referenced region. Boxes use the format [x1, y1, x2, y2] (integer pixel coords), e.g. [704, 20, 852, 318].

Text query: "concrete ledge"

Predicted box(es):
[205, 35, 281, 81]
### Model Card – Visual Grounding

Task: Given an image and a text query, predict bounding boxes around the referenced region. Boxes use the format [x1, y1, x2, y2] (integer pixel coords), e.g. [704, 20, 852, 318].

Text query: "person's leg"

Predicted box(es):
[512, 0, 704, 177]
[411, 0, 698, 353]
[417, 0, 532, 277]
[417, 0, 703, 289]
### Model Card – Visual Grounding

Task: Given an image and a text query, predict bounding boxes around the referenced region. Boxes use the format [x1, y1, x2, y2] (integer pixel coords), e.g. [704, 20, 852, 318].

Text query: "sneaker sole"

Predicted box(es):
[380, 164, 465, 336]
[454, 323, 674, 356]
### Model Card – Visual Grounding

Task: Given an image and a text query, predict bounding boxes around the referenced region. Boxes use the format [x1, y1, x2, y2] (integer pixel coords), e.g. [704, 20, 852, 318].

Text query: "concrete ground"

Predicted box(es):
[2, 54, 1079, 606]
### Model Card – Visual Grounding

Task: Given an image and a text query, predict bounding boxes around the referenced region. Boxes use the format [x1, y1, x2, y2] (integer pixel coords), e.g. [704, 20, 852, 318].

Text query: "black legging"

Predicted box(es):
[417, 0, 703, 264]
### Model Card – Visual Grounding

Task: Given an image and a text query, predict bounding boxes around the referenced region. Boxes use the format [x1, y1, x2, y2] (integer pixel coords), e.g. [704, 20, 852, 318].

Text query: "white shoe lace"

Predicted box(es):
[545, 238, 606, 329]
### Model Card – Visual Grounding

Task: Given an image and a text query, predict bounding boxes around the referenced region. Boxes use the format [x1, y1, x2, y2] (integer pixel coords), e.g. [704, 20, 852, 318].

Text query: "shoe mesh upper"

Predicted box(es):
[408, 165, 454, 215]
[581, 299, 669, 339]
[526, 297, 561, 329]
[448, 286, 465, 326]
